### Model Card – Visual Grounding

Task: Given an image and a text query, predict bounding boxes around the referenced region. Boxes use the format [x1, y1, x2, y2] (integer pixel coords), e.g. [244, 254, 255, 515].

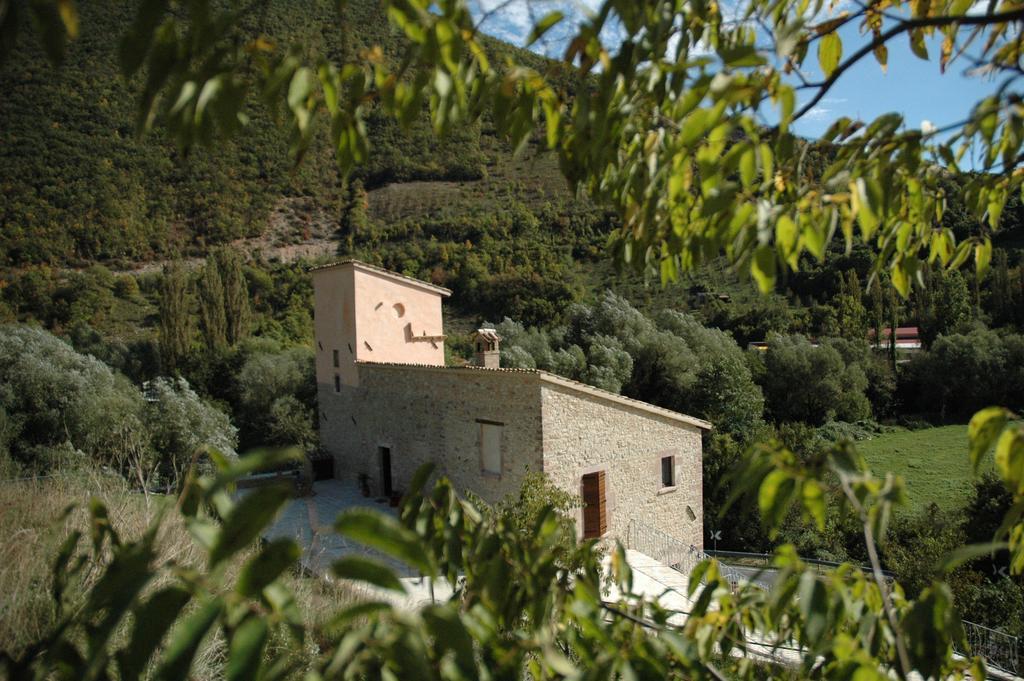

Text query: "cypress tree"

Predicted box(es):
[159, 261, 192, 373]
[869, 275, 884, 348]
[888, 285, 898, 372]
[991, 248, 1011, 324]
[215, 248, 251, 346]
[198, 256, 228, 350]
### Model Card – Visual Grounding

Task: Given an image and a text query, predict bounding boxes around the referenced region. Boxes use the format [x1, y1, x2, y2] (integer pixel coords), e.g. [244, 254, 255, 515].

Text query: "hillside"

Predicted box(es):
[0, 1, 573, 260]
[3, 0, 1023, 332]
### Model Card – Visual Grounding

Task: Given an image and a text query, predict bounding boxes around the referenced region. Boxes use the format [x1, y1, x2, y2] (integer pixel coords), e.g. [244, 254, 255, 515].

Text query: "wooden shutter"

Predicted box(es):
[582, 471, 607, 539]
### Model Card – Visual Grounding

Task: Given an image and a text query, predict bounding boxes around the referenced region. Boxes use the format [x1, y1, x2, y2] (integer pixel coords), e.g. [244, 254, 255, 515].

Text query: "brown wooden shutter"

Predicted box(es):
[582, 471, 607, 539]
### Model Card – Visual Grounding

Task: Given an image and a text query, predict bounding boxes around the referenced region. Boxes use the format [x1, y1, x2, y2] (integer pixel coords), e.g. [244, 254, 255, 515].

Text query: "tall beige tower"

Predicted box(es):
[311, 261, 450, 390]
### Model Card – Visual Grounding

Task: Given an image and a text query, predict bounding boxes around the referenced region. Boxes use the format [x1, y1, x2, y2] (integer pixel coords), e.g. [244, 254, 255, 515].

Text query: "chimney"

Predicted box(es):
[471, 328, 501, 369]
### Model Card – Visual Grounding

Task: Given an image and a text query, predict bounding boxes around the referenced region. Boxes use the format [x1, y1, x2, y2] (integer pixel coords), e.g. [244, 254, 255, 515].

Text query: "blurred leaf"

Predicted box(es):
[938, 541, 1009, 573]
[154, 598, 221, 681]
[117, 587, 191, 681]
[818, 33, 842, 77]
[226, 616, 268, 681]
[751, 245, 776, 294]
[759, 469, 796, 534]
[526, 11, 563, 47]
[995, 426, 1024, 494]
[209, 485, 292, 568]
[967, 407, 1009, 473]
[801, 479, 826, 530]
[237, 538, 300, 597]
[331, 555, 406, 593]
[335, 509, 434, 576]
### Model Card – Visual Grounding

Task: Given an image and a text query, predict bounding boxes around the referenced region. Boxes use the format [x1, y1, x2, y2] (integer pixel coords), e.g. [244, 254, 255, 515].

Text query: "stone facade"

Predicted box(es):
[319, 364, 544, 504]
[539, 380, 704, 549]
[313, 260, 710, 550]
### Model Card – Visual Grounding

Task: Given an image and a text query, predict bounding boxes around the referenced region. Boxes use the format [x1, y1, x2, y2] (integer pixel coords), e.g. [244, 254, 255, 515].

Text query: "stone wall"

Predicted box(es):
[317, 363, 705, 550]
[318, 365, 544, 504]
[539, 382, 704, 551]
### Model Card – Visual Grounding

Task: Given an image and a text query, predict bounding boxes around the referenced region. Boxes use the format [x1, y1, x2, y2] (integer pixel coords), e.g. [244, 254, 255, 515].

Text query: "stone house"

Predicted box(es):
[313, 260, 711, 549]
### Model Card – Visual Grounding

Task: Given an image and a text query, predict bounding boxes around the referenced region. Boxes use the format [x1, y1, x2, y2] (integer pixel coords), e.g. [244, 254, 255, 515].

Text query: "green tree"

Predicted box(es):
[758, 333, 871, 425]
[158, 261, 192, 374]
[920, 269, 972, 347]
[214, 248, 251, 346]
[834, 270, 869, 342]
[869, 274, 885, 349]
[197, 256, 228, 351]
[144, 376, 238, 487]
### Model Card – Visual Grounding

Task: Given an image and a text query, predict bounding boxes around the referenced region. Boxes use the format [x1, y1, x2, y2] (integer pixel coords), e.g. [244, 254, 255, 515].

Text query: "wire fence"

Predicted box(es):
[959, 619, 1020, 676]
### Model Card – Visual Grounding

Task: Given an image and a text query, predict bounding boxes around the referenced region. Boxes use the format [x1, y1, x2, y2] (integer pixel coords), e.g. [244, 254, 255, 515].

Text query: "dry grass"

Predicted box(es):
[0, 468, 357, 677]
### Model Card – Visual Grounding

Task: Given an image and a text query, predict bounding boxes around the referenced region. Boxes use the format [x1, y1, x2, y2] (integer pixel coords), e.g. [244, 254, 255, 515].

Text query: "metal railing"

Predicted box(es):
[624, 520, 1020, 677]
[959, 620, 1020, 676]
[704, 548, 895, 581]
[623, 519, 747, 587]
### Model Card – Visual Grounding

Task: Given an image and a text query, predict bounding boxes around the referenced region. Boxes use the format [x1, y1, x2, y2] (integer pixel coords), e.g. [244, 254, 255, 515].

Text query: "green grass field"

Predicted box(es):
[856, 425, 982, 514]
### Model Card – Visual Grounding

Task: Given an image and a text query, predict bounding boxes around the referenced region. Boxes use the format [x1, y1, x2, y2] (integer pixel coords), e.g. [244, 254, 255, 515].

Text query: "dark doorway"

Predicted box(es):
[379, 446, 393, 497]
[581, 471, 607, 539]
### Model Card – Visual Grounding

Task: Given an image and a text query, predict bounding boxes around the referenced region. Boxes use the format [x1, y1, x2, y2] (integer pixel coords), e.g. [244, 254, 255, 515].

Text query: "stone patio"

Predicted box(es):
[261, 478, 421, 577]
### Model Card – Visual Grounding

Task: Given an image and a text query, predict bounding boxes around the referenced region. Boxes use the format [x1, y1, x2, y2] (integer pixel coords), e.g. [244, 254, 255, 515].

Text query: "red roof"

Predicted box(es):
[868, 326, 920, 340]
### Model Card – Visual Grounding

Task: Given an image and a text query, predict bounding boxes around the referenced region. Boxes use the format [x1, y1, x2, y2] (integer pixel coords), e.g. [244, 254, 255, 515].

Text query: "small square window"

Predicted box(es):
[334, 375, 341, 393]
[332, 349, 340, 367]
[479, 421, 503, 476]
[661, 455, 674, 488]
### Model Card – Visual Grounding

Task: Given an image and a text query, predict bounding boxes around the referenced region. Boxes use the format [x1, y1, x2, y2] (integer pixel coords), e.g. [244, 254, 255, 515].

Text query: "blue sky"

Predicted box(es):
[468, 2, 1003, 144]
[789, 24, 1000, 141]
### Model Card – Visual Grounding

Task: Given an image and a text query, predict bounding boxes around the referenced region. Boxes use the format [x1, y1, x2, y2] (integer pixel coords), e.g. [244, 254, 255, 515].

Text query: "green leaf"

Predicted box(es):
[818, 33, 842, 78]
[154, 598, 221, 681]
[874, 44, 888, 72]
[423, 606, 476, 675]
[226, 616, 269, 681]
[797, 572, 829, 645]
[939, 541, 1009, 573]
[975, 237, 993, 279]
[526, 11, 564, 47]
[994, 426, 1024, 494]
[288, 67, 314, 112]
[117, 587, 192, 681]
[801, 479, 826, 530]
[751, 245, 776, 294]
[758, 469, 796, 534]
[739, 145, 756, 188]
[208, 447, 302, 494]
[331, 555, 406, 593]
[237, 538, 300, 597]
[335, 509, 434, 576]
[967, 407, 1009, 473]
[775, 214, 798, 267]
[909, 28, 929, 60]
[325, 601, 393, 631]
[209, 485, 292, 568]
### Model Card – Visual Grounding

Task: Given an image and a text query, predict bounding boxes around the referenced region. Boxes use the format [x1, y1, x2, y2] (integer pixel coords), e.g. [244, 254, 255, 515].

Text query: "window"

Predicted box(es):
[479, 421, 503, 476]
[332, 349, 339, 367]
[334, 375, 341, 393]
[661, 455, 674, 488]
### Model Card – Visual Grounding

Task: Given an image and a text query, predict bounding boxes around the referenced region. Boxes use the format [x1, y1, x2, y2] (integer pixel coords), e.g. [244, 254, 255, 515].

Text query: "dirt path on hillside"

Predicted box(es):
[109, 196, 343, 275]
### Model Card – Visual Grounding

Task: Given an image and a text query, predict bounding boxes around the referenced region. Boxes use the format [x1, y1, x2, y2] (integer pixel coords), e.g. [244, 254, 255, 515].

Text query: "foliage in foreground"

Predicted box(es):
[4, 410, 1023, 680]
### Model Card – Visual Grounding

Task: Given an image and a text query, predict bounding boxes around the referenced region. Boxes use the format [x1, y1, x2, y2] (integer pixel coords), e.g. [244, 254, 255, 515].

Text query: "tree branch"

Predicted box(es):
[792, 6, 1024, 123]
